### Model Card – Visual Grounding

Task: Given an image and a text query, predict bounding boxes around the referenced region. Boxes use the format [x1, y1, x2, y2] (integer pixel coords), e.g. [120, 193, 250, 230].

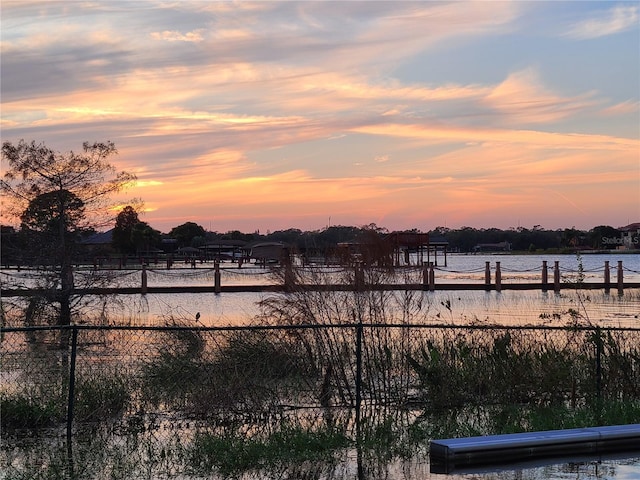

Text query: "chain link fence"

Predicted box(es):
[2, 322, 640, 478]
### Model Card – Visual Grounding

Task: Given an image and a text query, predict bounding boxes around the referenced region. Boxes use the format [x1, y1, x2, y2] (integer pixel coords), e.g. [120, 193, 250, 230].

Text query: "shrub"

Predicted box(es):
[74, 373, 131, 422]
[1, 393, 62, 429]
[188, 422, 350, 474]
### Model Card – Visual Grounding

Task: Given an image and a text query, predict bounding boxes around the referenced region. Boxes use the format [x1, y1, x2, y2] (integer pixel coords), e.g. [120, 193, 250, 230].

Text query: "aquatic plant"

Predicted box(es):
[140, 324, 313, 416]
[74, 372, 131, 422]
[0, 393, 63, 429]
[188, 421, 351, 475]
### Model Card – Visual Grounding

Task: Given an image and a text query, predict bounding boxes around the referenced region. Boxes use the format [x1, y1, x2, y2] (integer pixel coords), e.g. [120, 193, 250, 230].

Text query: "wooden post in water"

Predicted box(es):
[282, 247, 296, 292]
[542, 260, 548, 292]
[617, 260, 624, 296]
[429, 262, 435, 292]
[355, 262, 365, 291]
[422, 263, 428, 290]
[554, 261, 560, 293]
[495, 262, 502, 292]
[484, 261, 491, 291]
[214, 260, 221, 294]
[141, 264, 147, 294]
[604, 261, 610, 294]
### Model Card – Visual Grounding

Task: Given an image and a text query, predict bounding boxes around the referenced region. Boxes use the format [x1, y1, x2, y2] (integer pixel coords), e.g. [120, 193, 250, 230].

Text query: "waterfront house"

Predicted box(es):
[619, 223, 640, 250]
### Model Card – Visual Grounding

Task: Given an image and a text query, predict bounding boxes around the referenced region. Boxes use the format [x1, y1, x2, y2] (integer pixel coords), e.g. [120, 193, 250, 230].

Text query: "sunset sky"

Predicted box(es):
[2, 1, 639, 234]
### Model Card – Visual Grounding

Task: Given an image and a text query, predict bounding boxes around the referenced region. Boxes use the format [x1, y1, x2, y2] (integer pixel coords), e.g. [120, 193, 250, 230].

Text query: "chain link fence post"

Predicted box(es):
[66, 326, 79, 467]
[355, 316, 363, 441]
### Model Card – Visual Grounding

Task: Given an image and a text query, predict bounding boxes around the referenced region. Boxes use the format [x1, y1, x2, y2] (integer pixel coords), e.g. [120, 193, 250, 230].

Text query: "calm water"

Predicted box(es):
[195, 452, 640, 479]
[3, 253, 638, 327]
[77, 253, 640, 327]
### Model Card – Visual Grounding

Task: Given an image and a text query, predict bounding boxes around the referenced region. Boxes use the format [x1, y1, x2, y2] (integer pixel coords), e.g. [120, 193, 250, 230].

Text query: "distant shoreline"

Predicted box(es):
[465, 249, 640, 255]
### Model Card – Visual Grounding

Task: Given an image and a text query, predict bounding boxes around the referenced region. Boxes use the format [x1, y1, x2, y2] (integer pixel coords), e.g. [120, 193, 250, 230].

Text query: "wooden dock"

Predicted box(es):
[2, 259, 639, 297]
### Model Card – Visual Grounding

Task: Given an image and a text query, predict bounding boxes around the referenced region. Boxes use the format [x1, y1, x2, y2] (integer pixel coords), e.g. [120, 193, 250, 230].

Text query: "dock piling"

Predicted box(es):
[429, 262, 435, 291]
[617, 260, 624, 296]
[484, 262, 491, 291]
[214, 260, 221, 294]
[141, 264, 147, 294]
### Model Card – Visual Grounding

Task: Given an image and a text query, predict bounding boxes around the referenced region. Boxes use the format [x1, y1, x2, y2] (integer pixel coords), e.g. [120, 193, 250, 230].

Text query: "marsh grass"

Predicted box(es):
[74, 372, 131, 422]
[188, 421, 351, 475]
[0, 393, 63, 429]
[140, 324, 314, 416]
[0, 423, 189, 480]
[410, 400, 640, 442]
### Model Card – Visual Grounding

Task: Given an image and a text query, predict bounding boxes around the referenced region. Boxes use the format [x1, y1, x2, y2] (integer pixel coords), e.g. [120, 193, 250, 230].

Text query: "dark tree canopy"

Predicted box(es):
[20, 189, 85, 234]
[112, 205, 141, 254]
[169, 221, 206, 248]
[1, 139, 136, 325]
[588, 225, 621, 249]
[1, 140, 135, 228]
[131, 221, 162, 254]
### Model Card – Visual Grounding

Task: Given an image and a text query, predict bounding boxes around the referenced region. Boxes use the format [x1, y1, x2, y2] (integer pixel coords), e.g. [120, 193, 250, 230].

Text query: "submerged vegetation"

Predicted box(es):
[1, 265, 639, 478]
[189, 423, 352, 475]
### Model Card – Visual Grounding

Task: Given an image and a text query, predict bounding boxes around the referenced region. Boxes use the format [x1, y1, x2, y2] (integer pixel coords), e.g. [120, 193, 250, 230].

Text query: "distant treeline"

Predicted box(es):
[0, 223, 629, 267]
[202, 224, 624, 253]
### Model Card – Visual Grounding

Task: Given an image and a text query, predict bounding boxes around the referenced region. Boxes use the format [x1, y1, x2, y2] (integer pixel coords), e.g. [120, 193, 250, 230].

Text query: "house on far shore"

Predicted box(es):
[248, 242, 287, 265]
[619, 223, 640, 250]
[80, 229, 115, 258]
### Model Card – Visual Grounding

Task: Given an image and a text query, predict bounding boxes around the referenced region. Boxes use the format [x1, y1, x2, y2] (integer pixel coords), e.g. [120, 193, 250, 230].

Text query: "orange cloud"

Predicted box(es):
[483, 68, 598, 124]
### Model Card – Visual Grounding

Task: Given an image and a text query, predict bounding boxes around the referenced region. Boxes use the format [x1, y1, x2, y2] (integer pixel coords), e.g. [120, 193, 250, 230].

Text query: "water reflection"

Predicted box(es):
[96, 288, 639, 328]
[216, 452, 640, 480]
[434, 453, 640, 479]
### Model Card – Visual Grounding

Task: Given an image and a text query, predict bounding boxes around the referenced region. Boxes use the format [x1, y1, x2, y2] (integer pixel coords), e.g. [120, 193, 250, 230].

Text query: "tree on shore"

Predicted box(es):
[112, 205, 141, 255]
[169, 222, 206, 248]
[1, 140, 136, 325]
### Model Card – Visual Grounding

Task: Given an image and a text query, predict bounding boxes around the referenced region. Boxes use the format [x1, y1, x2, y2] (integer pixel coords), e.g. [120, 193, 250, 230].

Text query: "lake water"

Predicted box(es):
[4, 253, 638, 327]
[61, 252, 638, 327]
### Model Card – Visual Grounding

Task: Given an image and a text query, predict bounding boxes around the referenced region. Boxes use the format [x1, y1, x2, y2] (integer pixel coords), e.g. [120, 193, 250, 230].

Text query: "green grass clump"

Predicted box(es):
[525, 401, 640, 431]
[188, 424, 351, 474]
[140, 328, 313, 415]
[0, 393, 63, 429]
[74, 373, 131, 422]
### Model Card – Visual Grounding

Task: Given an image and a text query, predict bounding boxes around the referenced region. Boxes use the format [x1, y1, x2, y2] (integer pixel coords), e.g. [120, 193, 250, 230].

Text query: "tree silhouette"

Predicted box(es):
[112, 205, 141, 255]
[1, 140, 135, 325]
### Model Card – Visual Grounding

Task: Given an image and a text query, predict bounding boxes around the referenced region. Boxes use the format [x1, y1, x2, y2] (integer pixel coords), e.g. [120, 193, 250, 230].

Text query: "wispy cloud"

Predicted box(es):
[565, 4, 639, 39]
[482, 68, 598, 124]
[600, 99, 640, 116]
[151, 30, 205, 43]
